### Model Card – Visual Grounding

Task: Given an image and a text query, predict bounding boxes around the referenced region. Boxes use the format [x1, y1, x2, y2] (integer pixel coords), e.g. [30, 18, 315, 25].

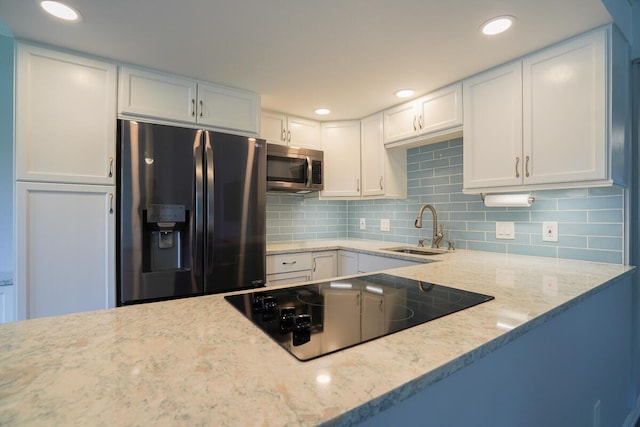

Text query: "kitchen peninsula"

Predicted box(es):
[0, 240, 636, 426]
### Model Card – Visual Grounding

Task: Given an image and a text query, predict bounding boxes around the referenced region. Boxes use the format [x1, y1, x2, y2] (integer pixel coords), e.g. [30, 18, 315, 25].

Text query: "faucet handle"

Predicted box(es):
[418, 238, 431, 247]
[446, 240, 455, 251]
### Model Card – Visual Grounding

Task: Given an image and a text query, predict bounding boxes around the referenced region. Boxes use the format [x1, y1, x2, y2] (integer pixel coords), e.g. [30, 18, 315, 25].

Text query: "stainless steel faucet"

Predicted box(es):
[415, 204, 443, 248]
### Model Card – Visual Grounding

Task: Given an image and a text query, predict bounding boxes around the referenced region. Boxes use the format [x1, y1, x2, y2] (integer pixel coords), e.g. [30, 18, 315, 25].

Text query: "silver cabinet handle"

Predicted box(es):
[287, 130, 291, 143]
[282, 261, 297, 265]
[379, 176, 383, 190]
[199, 100, 204, 118]
[413, 116, 417, 131]
[515, 157, 520, 178]
[109, 193, 114, 214]
[356, 178, 360, 192]
[191, 99, 196, 117]
[108, 156, 113, 178]
[525, 155, 530, 178]
[281, 128, 287, 142]
[418, 115, 424, 129]
[312, 259, 317, 272]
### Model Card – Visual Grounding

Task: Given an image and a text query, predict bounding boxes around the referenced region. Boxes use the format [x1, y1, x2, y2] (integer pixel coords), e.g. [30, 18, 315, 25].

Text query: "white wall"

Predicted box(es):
[0, 27, 13, 274]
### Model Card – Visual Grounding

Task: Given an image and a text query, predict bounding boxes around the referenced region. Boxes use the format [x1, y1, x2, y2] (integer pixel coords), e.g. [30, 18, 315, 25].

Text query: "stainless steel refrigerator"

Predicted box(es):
[117, 120, 266, 305]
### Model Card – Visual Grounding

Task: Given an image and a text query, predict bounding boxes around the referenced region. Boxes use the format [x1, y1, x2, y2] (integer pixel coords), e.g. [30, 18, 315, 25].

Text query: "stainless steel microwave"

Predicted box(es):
[266, 144, 323, 194]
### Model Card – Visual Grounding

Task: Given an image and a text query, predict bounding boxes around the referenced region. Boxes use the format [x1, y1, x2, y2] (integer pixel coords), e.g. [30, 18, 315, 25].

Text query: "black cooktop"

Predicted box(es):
[225, 273, 494, 361]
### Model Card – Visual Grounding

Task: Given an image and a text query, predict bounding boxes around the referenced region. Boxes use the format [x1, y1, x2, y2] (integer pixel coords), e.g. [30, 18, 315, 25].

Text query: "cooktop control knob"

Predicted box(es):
[292, 314, 312, 346]
[279, 307, 296, 334]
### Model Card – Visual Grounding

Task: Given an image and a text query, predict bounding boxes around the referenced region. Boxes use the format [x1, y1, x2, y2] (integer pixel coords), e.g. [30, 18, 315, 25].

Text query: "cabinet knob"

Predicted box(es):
[515, 157, 520, 178]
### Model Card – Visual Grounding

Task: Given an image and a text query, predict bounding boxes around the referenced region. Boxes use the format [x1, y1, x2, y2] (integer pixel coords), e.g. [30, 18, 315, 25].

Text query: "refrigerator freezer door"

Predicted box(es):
[118, 120, 204, 304]
[205, 133, 266, 293]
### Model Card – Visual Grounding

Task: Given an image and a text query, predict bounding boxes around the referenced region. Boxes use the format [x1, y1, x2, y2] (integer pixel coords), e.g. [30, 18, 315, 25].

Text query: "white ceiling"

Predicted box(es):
[0, 0, 613, 121]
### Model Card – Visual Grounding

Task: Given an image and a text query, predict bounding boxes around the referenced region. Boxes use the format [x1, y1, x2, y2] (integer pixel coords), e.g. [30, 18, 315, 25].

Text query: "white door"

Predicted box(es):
[321, 121, 361, 198]
[287, 116, 321, 149]
[383, 101, 417, 144]
[16, 182, 115, 319]
[463, 61, 523, 190]
[197, 83, 259, 134]
[311, 251, 337, 281]
[523, 29, 607, 185]
[261, 111, 288, 145]
[361, 113, 385, 197]
[16, 44, 117, 185]
[118, 66, 198, 124]
[418, 83, 463, 135]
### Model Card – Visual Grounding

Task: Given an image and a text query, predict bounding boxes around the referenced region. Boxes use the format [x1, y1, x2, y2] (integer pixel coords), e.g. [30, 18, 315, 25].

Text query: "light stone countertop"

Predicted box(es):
[0, 239, 634, 426]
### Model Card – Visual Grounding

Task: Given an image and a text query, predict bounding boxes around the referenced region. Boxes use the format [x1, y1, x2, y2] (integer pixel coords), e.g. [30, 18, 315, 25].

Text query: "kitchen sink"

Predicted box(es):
[381, 246, 448, 256]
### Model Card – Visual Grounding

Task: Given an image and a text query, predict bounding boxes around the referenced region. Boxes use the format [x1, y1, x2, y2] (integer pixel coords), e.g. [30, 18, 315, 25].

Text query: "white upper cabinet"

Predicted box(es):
[361, 113, 406, 199]
[320, 121, 361, 198]
[118, 66, 259, 135]
[383, 83, 462, 147]
[463, 25, 629, 193]
[260, 111, 321, 149]
[463, 61, 523, 190]
[16, 43, 117, 185]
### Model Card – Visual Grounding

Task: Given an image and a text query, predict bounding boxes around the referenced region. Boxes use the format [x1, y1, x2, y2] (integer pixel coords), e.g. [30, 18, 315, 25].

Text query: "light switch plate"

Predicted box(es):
[496, 222, 515, 240]
[380, 218, 390, 232]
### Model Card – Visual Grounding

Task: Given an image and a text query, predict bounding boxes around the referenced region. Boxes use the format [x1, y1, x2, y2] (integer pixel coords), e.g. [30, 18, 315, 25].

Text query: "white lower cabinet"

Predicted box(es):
[266, 252, 312, 286]
[0, 285, 16, 323]
[337, 250, 359, 276]
[16, 182, 115, 319]
[311, 251, 337, 281]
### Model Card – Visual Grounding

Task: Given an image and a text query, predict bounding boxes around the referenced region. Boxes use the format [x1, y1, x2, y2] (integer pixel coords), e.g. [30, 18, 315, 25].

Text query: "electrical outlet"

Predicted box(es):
[543, 221, 558, 242]
[496, 222, 515, 240]
[359, 218, 366, 230]
[380, 219, 390, 232]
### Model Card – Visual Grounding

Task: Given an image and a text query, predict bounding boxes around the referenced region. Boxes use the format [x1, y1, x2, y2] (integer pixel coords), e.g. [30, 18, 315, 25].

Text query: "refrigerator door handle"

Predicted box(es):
[205, 132, 215, 276]
[194, 130, 205, 281]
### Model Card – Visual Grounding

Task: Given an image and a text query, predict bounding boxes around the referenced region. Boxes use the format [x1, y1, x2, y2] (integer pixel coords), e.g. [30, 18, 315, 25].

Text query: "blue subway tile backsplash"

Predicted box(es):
[266, 138, 625, 264]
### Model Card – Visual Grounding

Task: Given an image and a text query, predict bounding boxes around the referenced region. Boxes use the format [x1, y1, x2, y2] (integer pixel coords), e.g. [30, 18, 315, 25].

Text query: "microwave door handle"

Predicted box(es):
[305, 156, 312, 187]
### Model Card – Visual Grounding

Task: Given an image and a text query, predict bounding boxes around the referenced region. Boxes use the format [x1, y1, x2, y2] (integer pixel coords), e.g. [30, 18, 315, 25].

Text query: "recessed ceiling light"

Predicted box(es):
[315, 108, 330, 115]
[40, 1, 81, 21]
[395, 89, 415, 98]
[481, 15, 515, 36]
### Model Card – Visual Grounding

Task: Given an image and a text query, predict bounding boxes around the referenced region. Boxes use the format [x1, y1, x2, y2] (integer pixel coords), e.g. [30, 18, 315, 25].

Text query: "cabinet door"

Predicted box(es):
[361, 113, 385, 197]
[197, 83, 259, 134]
[311, 251, 337, 281]
[418, 83, 463, 135]
[16, 44, 117, 185]
[523, 30, 607, 185]
[321, 121, 361, 198]
[261, 111, 288, 145]
[118, 66, 197, 124]
[0, 286, 15, 324]
[16, 182, 115, 320]
[287, 116, 321, 149]
[337, 251, 358, 276]
[383, 101, 417, 144]
[463, 61, 523, 191]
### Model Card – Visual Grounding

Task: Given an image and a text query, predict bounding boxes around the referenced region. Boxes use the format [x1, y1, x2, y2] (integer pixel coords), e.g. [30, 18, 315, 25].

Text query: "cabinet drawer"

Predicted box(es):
[266, 271, 312, 287]
[266, 252, 313, 274]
